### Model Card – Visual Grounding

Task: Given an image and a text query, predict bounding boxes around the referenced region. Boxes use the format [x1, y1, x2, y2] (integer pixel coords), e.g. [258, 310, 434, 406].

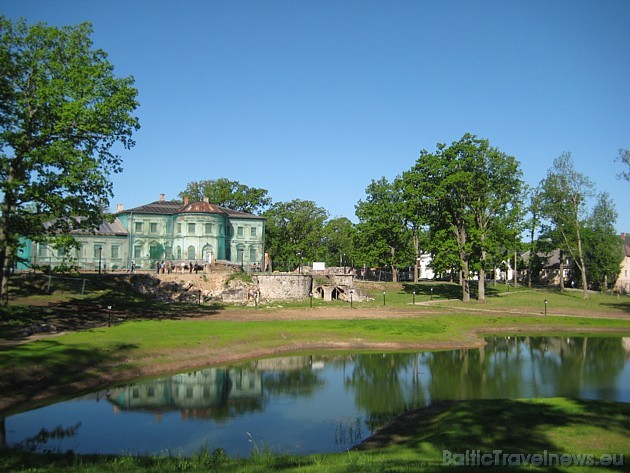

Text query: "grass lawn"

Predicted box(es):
[1, 274, 629, 471]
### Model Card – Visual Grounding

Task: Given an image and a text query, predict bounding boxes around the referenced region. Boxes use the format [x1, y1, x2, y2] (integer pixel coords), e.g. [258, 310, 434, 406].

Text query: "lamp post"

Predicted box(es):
[107, 305, 112, 327]
[412, 291, 415, 305]
[544, 299, 548, 316]
[350, 290, 354, 308]
[309, 292, 313, 308]
[98, 246, 102, 274]
[383, 291, 386, 306]
[343, 253, 346, 274]
[430, 287, 434, 300]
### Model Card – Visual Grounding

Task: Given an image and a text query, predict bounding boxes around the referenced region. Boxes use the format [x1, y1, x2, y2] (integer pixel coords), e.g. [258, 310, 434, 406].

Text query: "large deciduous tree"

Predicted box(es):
[581, 192, 623, 291]
[539, 152, 593, 298]
[402, 134, 523, 302]
[179, 178, 271, 214]
[354, 177, 412, 282]
[0, 18, 139, 305]
[322, 217, 356, 269]
[263, 199, 328, 271]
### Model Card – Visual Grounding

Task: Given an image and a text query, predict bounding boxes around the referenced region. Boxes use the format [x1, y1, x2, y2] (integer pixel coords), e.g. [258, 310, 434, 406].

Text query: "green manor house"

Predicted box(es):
[19, 195, 266, 272]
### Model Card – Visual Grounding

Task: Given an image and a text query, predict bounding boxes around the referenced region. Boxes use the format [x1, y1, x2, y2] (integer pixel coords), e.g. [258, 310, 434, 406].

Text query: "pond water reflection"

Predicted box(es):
[5, 336, 630, 456]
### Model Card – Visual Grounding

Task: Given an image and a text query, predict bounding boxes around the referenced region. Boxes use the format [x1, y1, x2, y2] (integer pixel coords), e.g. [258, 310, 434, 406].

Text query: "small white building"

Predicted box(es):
[614, 234, 630, 294]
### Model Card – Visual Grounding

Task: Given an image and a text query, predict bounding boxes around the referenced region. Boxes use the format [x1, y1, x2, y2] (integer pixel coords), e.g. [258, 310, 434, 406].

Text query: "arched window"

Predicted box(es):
[176, 245, 182, 259]
[187, 245, 196, 260]
[202, 244, 213, 263]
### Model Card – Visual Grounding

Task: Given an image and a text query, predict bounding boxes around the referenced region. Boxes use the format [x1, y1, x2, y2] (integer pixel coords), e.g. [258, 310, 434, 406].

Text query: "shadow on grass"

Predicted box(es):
[0, 274, 225, 342]
[354, 398, 630, 472]
[401, 282, 463, 300]
[402, 281, 505, 300]
[602, 299, 630, 314]
[0, 338, 140, 415]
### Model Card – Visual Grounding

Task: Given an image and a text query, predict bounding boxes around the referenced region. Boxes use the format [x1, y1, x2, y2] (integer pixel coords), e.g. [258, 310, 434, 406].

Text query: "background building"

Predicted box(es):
[19, 194, 266, 272]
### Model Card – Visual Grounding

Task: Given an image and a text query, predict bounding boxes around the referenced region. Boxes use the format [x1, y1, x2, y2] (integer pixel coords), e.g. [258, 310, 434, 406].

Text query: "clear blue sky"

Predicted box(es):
[4, 0, 630, 231]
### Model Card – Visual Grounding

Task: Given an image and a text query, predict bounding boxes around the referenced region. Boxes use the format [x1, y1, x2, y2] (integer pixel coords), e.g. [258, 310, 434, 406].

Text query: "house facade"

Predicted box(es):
[20, 194, 266, 272]
[614, 233, 630, 294]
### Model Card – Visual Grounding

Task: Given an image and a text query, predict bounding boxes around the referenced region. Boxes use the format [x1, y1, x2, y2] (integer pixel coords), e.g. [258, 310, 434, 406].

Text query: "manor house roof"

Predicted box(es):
[180, 201, 227, 214]
[122, 200, 183, 215]
[119, 198, 264, 219]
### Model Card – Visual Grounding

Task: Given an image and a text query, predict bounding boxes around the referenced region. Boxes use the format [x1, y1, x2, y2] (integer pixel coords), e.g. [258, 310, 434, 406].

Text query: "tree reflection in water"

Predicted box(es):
[5, 337, 627, 456]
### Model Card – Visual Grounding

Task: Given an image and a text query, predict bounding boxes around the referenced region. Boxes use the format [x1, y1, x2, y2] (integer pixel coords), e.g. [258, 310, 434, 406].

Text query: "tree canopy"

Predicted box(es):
[401, 133, 524, 302]
[354, 177, 412, 282]
[0, 17, 140, 305]
[580, 192, 623, 291]
[263, 199, 328, 271]
[538, 152, 593, 298]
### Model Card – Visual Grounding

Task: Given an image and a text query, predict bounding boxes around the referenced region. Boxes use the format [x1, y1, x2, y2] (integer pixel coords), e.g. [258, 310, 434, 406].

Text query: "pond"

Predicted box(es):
[4, 336, 630, 456]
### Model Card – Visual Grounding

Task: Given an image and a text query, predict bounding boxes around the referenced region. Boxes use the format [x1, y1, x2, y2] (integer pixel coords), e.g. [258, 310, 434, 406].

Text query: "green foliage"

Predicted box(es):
[0, 17, 140, 305]
[616, 148, 630, 181]
[538, 152, 595, 296]
[580, 193, 623, 290]
[354, 177, 413, 276]
[322, 217, 356, 267]
[179, 178, 271, 214]
[263, 199, 329, 270]
[224, 271, 253, 286]
[401, 133, 524, 301]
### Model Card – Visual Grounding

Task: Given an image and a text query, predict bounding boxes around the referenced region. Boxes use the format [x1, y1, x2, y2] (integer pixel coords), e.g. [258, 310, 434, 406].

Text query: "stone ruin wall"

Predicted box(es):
[254, 274, 312, 301]
[130, 271, 366, 304]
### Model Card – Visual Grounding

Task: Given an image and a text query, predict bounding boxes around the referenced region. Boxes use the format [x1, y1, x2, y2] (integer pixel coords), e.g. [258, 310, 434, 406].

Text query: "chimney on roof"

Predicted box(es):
[183, 196, 189, 205]
[159, 193, 165, 201]
[117, 203, 124, 213]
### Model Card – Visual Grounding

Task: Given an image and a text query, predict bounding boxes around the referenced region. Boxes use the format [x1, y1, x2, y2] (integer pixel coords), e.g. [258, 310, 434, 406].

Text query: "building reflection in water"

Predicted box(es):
[107, 356, 316, 421]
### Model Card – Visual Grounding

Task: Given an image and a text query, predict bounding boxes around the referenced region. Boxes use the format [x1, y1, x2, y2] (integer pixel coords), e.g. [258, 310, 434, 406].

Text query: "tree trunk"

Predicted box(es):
[478, 240, 487, 302]
[559, 250, 565, 291]
[0, 251, 10, 307]
[478, 267, 486, 302]
[456, 227, 470, 303]
[478, 231, 487, 302]
[576, 228, 589, 299]
[413, 232, 419, 283]
[461, 261, 470, 303]
[513, 251, 517, 287]
[1, 164, 16, 306]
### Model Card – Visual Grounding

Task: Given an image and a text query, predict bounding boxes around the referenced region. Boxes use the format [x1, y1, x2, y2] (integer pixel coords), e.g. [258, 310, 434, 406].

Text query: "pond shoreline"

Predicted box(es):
[2, 306, 630, 415]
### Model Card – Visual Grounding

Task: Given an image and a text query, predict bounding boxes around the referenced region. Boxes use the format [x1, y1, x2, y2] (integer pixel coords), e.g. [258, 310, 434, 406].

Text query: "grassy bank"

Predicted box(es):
[1, 276, 629, 473]
[1, 276, 629, 415]
[2, 397, 628, 472]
